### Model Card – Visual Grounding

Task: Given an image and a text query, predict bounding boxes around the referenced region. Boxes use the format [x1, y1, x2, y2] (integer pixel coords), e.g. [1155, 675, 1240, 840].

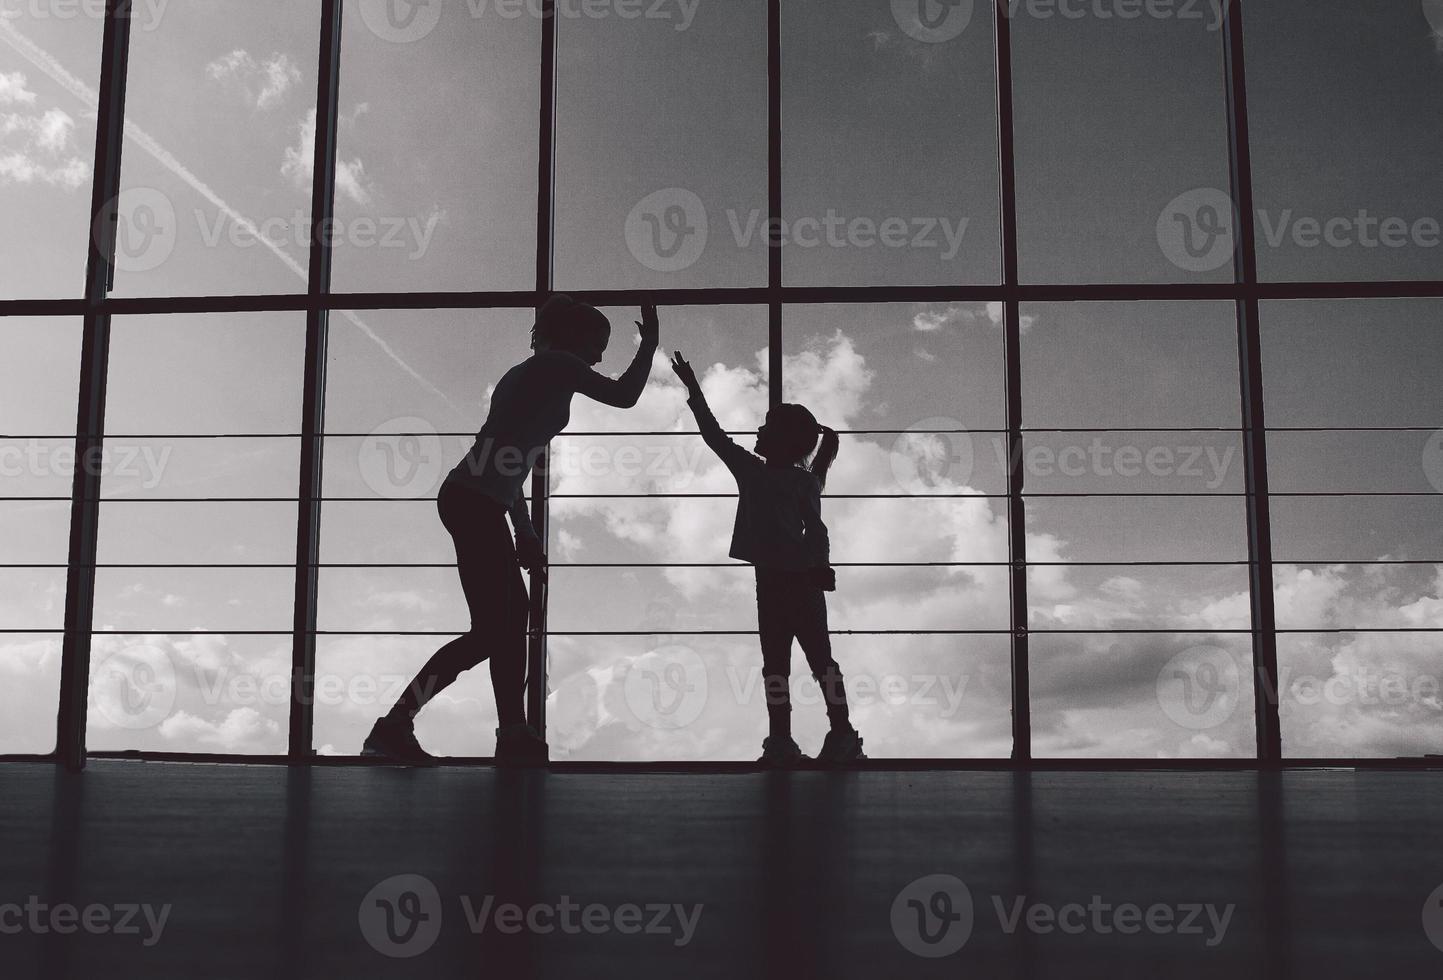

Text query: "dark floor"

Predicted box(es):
[0, 763, 1440, 979]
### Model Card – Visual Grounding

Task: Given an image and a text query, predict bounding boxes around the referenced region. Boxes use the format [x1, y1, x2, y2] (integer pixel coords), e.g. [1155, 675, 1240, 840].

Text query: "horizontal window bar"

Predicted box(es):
[7, 281, 1443, 317]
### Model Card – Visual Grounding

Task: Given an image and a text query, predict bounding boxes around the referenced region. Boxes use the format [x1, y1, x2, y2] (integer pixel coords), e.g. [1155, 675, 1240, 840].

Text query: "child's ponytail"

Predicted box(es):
[810, 425, 840, 491]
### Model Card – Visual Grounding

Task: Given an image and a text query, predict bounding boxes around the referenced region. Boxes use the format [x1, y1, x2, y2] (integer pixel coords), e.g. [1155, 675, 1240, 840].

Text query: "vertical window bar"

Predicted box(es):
[289, 0, 343, 759]
[1222, 0, 1283, 763]
[994, 0, 1031, 763]
[767, 0, 783, 407]
[56, 0, 133, 772]
[527, 0, 560, 732]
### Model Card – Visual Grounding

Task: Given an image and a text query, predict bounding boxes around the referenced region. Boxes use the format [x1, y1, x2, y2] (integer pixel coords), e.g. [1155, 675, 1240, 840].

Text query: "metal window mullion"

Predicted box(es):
[1222, 1, 1283, 764]
[526, 0, 559, 732]
[56, 0, 133, 772]
[288, 0, 343, 760]
[994, 1, 1030, 763]
[767, 0, 783, 407]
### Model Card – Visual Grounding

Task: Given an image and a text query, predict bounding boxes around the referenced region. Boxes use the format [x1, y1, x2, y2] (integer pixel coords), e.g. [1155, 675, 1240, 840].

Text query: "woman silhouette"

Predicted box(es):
[365, 295, 661, 764]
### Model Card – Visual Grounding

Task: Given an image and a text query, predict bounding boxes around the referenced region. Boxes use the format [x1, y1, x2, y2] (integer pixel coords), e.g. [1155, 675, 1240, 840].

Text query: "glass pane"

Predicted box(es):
[1274, 563, 1443, 632]
[781, 0, 1000, 285]
[96, 501, 296, 565]
[317, 566, 471, 634]
[333, 4, 540, 292]
[1022, 302, 1240, 428]
[1025, 497, 1250, 563]
[0, 566, 66, 630]
[786, 303, 1006, 429]
[1011, 3, 1232, 282]
[0, 13, 102, 298]
[1267, 431, 1438, 494]
[0, 634, 61, 754]
[1262, 300, 1443, 428]
[1278, 632, 1443, 758]
[1029, 565, 1252, 633]
[86, 632, 290, 754]
[1272, 496, 1443, 563]
[1245, 0, 1443, 281]
[92, 567, 295, 632]
[554, 1, 767, 289]
[112, 1, 322, 295]
[1031, 632, 1258, 759]
[1021, 431, 1244, 494]
[0, 499, 69, 564]
[106, 313, 305, 434]
[0, 317, 82, 433]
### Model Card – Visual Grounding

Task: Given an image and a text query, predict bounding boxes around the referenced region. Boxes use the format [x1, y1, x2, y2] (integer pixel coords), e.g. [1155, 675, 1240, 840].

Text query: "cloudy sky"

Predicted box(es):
[2, 0, 1441, 761]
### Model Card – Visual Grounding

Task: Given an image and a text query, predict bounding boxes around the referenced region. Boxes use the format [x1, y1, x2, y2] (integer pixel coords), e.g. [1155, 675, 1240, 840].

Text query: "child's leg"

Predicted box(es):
[794, 588, 850, 731]
[755, 570, 795, 739]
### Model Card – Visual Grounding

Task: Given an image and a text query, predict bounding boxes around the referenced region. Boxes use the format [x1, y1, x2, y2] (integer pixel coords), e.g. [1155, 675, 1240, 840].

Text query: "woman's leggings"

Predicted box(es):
[755, 567, 849, 736]
[386, 482, 529, 727]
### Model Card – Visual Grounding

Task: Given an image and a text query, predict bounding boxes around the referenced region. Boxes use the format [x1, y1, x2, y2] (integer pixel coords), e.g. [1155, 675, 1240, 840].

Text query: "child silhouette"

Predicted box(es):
[671, 351, 864, 768]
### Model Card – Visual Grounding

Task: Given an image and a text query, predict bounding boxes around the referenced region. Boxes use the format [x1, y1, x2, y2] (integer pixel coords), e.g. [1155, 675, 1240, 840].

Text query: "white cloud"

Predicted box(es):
[205, 49, 301, 111]
[282, 107, 373, 206]
[912, 303, 1036, 334]
[159, 707, 281, 752]
[0, 71, 88, 189]
[0, 70, 37, 105]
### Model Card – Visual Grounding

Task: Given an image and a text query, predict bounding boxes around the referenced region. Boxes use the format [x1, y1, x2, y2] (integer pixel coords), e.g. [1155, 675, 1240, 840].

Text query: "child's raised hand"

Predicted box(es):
[670, 351, 700, 392]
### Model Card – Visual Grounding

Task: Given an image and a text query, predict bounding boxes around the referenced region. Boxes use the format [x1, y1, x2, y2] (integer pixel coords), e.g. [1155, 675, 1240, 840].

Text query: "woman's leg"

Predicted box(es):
[385, 494, 519, 724]
[488, 557, 529, 728]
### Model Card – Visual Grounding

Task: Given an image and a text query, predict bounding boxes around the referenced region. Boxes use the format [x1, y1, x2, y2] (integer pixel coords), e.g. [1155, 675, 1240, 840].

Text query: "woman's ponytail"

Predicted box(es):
[810, 425, 840, 491]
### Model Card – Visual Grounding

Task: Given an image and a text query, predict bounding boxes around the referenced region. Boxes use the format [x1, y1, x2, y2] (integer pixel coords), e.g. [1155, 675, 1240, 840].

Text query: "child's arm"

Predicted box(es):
[670, 352, 756, 475]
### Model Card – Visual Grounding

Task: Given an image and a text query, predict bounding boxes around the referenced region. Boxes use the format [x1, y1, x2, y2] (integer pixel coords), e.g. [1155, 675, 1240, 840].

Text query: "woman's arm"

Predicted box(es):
[566, 303, 659, 409]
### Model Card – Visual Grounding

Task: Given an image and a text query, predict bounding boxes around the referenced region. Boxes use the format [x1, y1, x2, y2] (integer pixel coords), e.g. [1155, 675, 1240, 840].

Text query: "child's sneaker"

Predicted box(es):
[362, 715, 436, 765]
[758, 735, 807, 769]
[817, 726, 865, 766]
[495, 723, 549, 766]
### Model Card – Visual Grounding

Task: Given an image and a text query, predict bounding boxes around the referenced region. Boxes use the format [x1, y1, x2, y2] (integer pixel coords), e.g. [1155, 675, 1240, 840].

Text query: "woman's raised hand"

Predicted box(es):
[635, 296, 660, 346]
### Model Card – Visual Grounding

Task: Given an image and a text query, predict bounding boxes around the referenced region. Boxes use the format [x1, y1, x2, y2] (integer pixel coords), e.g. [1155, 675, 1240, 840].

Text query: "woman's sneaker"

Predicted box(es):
[758, 735, 807, 769]
[495, 724, 549, 766]
[362, 716, 436, 765]
[817, 726, 865, 766]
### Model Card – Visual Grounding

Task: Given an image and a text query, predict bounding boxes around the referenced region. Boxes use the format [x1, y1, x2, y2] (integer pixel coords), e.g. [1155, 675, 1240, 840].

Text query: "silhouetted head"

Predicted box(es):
[755, 403, 821, 464]
[532, 294, 611, 366]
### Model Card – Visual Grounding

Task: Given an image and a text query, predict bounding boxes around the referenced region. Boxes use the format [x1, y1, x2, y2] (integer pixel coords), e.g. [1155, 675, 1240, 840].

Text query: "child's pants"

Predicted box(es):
[755, 567, 850, 735]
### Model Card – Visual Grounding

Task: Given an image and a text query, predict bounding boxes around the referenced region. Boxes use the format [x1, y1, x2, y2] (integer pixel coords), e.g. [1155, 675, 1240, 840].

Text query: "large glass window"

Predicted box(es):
[7, 1, 1441, 764]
